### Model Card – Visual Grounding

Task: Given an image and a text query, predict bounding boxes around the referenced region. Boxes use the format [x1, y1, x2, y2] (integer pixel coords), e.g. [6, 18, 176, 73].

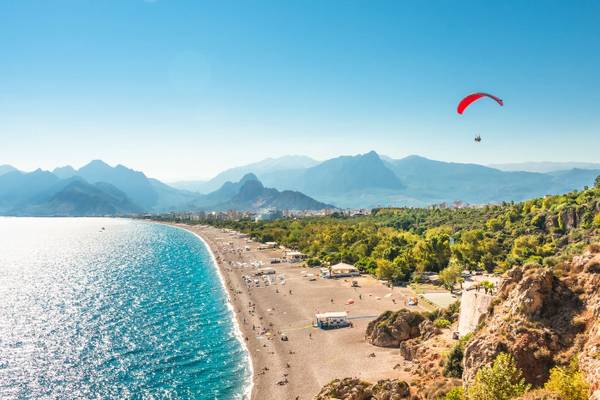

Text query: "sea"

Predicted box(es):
[0, 217, 252, 399]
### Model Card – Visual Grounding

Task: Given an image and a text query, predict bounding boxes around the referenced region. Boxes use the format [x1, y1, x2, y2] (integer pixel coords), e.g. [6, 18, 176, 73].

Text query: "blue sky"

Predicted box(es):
[1, 1, 599, 180]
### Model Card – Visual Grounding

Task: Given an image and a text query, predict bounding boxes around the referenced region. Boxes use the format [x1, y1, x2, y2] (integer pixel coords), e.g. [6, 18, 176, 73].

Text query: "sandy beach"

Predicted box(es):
[167, 223, 439, 400]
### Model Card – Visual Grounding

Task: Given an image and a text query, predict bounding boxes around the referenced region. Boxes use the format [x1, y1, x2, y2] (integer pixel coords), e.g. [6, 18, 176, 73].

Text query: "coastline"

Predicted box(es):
[166, 222, 427, 400]
[170, 224, 254, 400]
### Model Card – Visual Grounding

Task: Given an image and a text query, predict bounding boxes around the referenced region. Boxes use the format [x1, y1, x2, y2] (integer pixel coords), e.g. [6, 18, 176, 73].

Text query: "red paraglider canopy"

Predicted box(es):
[457, 92, 503, 114]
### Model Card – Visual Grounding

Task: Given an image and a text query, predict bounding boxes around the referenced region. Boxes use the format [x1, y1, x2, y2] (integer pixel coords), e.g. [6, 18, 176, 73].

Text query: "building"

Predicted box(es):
[328, 262, 360, 278]
[314, 312, 350, 329]
[285, 251, 306, 263]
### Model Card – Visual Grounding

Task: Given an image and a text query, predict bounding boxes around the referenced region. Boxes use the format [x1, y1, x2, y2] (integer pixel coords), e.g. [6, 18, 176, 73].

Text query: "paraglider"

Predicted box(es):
[457, 92, 503, 114]
[457, 92, 503, 143]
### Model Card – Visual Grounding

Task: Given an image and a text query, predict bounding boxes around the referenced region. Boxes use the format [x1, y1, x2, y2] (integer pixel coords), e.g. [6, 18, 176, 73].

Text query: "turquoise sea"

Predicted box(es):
[0, 218, 251, 399]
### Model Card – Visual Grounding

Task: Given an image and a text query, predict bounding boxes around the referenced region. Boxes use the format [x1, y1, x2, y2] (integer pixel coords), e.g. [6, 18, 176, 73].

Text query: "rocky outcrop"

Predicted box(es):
[366, 310, 430, 348]
[314, 378, 415, 400]
[568, 250, 600, 400]
[463, 247, 600, 397]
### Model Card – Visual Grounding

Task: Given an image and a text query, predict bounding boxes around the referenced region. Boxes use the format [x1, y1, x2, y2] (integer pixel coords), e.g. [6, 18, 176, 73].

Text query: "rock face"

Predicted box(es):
[463, 248, 600, 397]
[568, 250, 600, 400]
[314, 378, 414, 400]
[366, 310, 427, 348]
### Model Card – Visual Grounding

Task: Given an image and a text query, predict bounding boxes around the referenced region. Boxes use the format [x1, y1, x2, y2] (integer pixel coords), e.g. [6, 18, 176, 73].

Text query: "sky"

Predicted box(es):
[2, 0, 600, 181]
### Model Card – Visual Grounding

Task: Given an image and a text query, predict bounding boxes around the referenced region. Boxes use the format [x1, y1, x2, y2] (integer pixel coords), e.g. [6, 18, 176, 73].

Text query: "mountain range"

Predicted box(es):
[172, 152, 600, 208]
[2, 153, 599, 215]
[0, 161, 331, 216]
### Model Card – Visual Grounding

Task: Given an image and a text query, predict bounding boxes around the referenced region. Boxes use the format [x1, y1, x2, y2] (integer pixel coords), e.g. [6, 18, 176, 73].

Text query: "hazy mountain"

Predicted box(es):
[76, 160, 158, 209]
[211, 178, 333, 211]
[489, 161, 600, 173]
[175, 151, 600, 208]
[0, 170, 61, 213]
[52, 165, 77, 179]
[175, 155, 319, 193]
[189, 173, 260, 209]
[0, 165, 18, 176]
[0, 161, 202, 215]
[295, 151, 403, 196]
[11, 178, 142, 216]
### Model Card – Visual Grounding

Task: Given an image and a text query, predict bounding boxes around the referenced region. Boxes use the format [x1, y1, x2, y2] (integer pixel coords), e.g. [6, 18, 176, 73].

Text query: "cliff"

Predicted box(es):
[463, 247, 600, 397]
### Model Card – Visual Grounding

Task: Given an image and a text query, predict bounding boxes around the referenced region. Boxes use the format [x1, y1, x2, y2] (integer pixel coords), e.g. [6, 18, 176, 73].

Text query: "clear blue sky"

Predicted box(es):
[2, 0, 599, 181]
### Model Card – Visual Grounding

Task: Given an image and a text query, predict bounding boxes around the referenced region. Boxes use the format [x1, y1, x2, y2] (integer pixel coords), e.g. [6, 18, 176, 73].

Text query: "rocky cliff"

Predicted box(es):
[315, 378, 415, 400]
[463, 247, 600, 397]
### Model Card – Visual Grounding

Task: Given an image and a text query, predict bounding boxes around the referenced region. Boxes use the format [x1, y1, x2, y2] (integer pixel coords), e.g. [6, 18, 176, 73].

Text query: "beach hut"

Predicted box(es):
[255, 267, 276, 276]
[329, 263, 360, 278]
[286, 251, 306, 263]
[314, 312, 350, 329]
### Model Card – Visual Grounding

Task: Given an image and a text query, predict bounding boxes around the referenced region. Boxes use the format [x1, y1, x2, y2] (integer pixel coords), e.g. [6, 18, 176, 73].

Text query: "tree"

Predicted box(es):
[439, 261, 463, 293]
[544, 358, 590, 400]
[595, 175, 600, 189]
[467, 353, 530, 400]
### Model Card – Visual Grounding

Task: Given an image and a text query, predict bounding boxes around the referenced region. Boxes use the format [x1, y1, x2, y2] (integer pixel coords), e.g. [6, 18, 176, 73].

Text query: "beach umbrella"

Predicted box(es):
[346, 298, 355, 305]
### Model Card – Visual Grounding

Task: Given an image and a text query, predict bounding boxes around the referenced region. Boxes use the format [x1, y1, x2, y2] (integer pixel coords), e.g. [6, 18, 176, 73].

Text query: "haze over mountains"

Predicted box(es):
[0, 161, 330, 216]
[1, 152, 599, 215]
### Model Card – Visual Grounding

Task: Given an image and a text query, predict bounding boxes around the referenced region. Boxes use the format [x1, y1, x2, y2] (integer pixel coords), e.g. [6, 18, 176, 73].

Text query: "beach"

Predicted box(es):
[170, 223, 435, 400]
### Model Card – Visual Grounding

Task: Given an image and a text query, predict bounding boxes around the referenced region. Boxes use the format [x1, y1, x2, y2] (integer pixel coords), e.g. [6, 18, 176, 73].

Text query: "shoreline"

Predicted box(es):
[166, 222, 429, 400]
[169, 224, 254, 400]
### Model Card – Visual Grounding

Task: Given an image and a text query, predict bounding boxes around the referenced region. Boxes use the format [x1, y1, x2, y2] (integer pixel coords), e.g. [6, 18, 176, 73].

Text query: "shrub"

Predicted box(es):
[434, 318, 452, 329]
[543, 358, 590, 400]
[444, 387, 464, 400]
[466, 353, 530, 400]
[443, 333, 471, 378]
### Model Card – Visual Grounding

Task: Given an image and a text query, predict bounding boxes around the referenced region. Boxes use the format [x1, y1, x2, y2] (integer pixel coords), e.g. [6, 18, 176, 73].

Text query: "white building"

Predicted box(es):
[314, 311, 349, 329]
[286, 251, 306, 263]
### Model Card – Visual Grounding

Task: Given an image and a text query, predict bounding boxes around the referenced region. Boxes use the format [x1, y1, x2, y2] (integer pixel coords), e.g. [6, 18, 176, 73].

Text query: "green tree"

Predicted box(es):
[544, 358, 590, 400]
[595, 175, 600, 189]
[467, 353, 530, 400]
[439, 261, 463, 293]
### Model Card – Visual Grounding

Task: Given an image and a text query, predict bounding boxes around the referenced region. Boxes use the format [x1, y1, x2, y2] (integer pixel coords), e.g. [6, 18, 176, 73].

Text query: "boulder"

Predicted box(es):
[366, 310, 426, 348]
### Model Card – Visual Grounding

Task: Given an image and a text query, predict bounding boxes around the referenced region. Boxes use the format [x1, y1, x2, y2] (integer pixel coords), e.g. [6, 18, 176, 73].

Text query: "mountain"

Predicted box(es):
[0, 170, 61, 213]
[210, 178, 333, 211]
[0, 161, 202, 215]
[489, 161, 600, 173]
[11, 178, 142, 216]
[296, 151, 403, 195]
[205, 152, 600, 208]
[52, 165, 77, 179]
[189, 173, 260, 209]
[75, 160, 199, 211]
[173, 155, 319, 193]
[0, 165, 18, 176]
[76, 160, 158, 209]
[189, 174, 332, 211]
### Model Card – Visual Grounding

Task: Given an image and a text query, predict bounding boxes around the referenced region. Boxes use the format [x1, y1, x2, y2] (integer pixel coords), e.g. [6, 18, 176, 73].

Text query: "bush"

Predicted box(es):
[467, 353, 530, 400]
[443, 333, 471, 378]
[306, 257, 321, 267]
[444, 387, 464, 400]
[434, 318, 452, 329]
[543, 358, 590, 400]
